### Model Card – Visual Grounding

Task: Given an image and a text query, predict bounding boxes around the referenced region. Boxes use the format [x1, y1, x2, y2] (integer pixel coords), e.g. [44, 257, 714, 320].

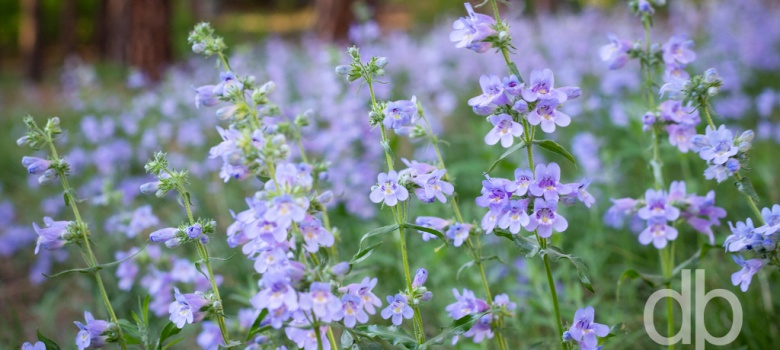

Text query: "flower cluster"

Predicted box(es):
[607, 181, 726, 248]
[74, 311, 119, 350]
[469, 69, 580, 144]
[370, 159, 454, 206]
[475, 162, 593, 238]
[690, 125, 754, 183]
[445, 289, 516, 344]
[723, 204, 780, 291]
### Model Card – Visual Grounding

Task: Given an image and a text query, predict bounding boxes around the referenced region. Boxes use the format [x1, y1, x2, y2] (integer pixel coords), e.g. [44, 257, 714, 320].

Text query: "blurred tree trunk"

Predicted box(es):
[19, 0, 43, 82]
[127, 0, 172, 81]
[60, 0, 77, 55]
[315, 0, 354, 42]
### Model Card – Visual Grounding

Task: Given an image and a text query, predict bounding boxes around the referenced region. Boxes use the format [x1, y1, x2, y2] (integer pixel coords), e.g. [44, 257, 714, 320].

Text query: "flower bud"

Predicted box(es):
[259, 81, 276, 95]
[38, 168, 57, 184]
[192, 42, 205, 53]
[725, 158, 740, 173]
[704, 68, 720, 83]
[412, 268, 428, 288]
[375, 57, 388, 69]
[498, 31, 509, 41]
[271, 134, 286, 146]
[375, 68, 385, 77]
[150, 227, 177, 243]
[16, 135, 30, 147]
[140, 181, 161, 195]
[707, 86, 719, 96]
[347, 46, 359, 58]
[335, 65, 349, 76]
[420, 291, 433, 302]
[317, 191, 334, 205]
[331, 262, 350, 275]
[318, 171, 329, 181]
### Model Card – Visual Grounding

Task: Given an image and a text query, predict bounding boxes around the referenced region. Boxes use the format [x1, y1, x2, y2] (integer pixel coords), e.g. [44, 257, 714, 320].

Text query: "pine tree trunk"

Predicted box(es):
[19, 0, 43, 82]
[314, 0, 354, 42]
[127, 0, 172, 81]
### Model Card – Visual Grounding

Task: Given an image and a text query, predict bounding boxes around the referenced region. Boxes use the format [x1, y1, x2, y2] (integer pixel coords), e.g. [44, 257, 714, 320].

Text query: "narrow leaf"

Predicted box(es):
[735, 176, 760, 203]
[359, 224, 400, 247]
[402, 223, 447, 243]
[156, 321, 183, 350]
[36, 329, 60, 350]
[245, 308, 269, 342]
[494, 230, 539, 257]
[350, 242, 383, 265]
[422, 312, 487, 347]
[543, 245, 594, 292]
[533, 140, 576, 165]
[616, 269, 663, 300]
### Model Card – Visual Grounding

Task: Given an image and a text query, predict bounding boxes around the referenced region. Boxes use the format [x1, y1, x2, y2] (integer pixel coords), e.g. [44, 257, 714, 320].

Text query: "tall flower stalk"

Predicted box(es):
[19, 116, 127, 350]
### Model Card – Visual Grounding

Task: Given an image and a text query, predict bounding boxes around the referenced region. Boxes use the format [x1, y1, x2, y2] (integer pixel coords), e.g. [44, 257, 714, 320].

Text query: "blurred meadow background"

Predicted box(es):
[1, 0, 780, 348]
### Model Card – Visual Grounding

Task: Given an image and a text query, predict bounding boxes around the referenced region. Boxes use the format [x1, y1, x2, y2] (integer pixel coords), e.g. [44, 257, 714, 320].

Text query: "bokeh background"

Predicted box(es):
[1, 0, 780, 348]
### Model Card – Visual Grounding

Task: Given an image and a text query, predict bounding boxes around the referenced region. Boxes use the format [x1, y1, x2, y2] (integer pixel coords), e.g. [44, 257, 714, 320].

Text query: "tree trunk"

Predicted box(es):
[127, 0, 172, 81]
[60, 0, 77, 56]
[19, 0, 43, 82]
[314, 0, 354, 42]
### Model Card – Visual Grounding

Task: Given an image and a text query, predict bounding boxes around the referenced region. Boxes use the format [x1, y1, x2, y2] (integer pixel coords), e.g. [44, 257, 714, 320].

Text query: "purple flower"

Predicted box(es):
[639, 218, 679, 249]
[266, 305, 292, 329]
[446, 223, 472, 247]
[663, 62, 690, 82]
[468, 75, 509, 108]
[253, 243, 291, 273]
[346, 277, 382, 315]
[666, 123, 696, 153]
[662, 35, 696, 65]
[599, 33, 631, 70]
[698, 125, 739, 165]
[187, 223, 202, 239]
[299, 215, 334, 252]
[567, 306, 609, 349]
[637, 0, 654, 14]
[209, 126, 250, 182]
[265, 195, 308, 229]
[22, 156, 51, 175]
[115, 248, 139, 291]
[21, 342, 45, 350]
[168, 287, 210, 328]
[413, 169, 454, 203]
[481, 209, 502, 234]
[704, 164, 730, 183]
[724, 218, 759, 252]
[275, 162, 313, 190]
[528, 98, 571, 133]
[299, 282, 342, 322]
[463, 314, 494, 343]
[414, 216, 450, 241]
[498, 199, 530, 234]
[529, 162, 569, 201]
[383, 99, 418, 131]
[252, 271, 298, 311]
[338, 294, 369, 328]
[485, 114, 524, 148]
[369, 171, 409, 206]
[503, 75, 523, 96]
[285, 315, 330, 350]
[32, 217, 70, 254]
[197, 321, 223, 350]
[412, 268, 428, 288]
[637, 189, 680, 221]
[381, 294, 414, 326]
[526, 198, 568, 238]
[493, 294, 516, 312]
[450, 3, 497, 52]
[755, 204, 780, 235]
[445, 288, 489, 320]
[731, 256, 764, 292]
[659, 100, 699, 125]
[248, 219, 287, 244]
[513, 168, 534, 196]
[74, 311, 109, 350]
[127, 205, 159, 238]
[522, 69, 567, 102]
[659, 76, 688, 100]
[194, 84, 218, 108]
[476, 177, 512, 211]
[149, 227, 178, 246]
[568, 178, 595, 208]
[604, 198, 637, 228]
[213, 71, 240, 96]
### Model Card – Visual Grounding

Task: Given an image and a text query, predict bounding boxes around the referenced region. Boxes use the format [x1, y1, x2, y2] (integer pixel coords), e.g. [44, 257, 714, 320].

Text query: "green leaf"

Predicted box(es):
[162, 337, 184, 350]
[672, 244, 715, 277]
[494, 230, 539, 257]
[616, 269, 664, 300]
[350, 242, 383, 265]
[218, 340, 242, 349]
[118, 319, 142, 345]
[422, 312, 487, 347]
[36, 329, 60, 350]
[142, 295, 150, 326]
[542, 245, 594, 292]
[507, 62, 523, 83]
[533, 140, 576, 165]
[352, 325, 417, 348]
[359, 224, 400, 247]
[245, 308, 269, 342]
[42, 265, 101, 278]
[456, 261, 475, 281]
[156, 322, 183, 350]
[735, 176, 760, 203]
[380, 140, 395, 169]
[341, 328, 355, 348]
[402, 223, 447, 243]
[485, 140, 527, 174]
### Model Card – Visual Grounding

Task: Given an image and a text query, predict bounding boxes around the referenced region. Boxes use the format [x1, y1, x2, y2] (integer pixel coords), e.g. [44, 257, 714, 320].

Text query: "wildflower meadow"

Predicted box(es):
[2, 0, 780, 349]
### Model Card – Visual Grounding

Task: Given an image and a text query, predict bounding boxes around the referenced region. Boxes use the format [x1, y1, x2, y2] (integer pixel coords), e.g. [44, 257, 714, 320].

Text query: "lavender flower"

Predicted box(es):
[450, 3, 497, 52]
[299, 215, 334, 253]
[526, 198, 568, 238]
[498, 199, 530, 234]
[731, 256, 764, 292]
[21, 342, 45, 350]
[599, 33, 631, 70]
[168, 287, 210, 328]
[528, 99, 571, 133]
[755, 204, 780, 235]
[285, 315, 330, 350]
[724, 219, 759, 252]
[413, 169, 454, 203]
[194, 84, 218, 108]
[637, 189, 680, 221]
[529, 162, 569, 201]
[567, 306, 610, 349]
[32, 217, 70, 254]
[639, 218, 679, 249]
[251, 271, 298, 311]
[445, 288, 489, 320]
[299, 282, 342, 322]
[463, 314, 494, 343]
[338, 294, 369, 328]
[468, 74, 509, 108]
[446, 222, 473, 247]
[196, 322, 223, 350]
[662, 35, 697, 65]
[149, 227, 178, 247]
[265, 195, 308, 229]
[412, 268, 428, 288]
[414, 216, 450, 241]
[383, 99, 418, 131]
[513, 168, 534, 196]
[369, 171, 409, 206]
[697, 125, 738, 165]
[485, 114, 524, 147]
[381, 294, 414, 326]
[74, 311, 109, 350]
[521, 69, 567, 102]
[476, 177, 512, 211]
[22, 156, 51, 175]
[503, 75, 523, 96]
[666, 123, 696, 153]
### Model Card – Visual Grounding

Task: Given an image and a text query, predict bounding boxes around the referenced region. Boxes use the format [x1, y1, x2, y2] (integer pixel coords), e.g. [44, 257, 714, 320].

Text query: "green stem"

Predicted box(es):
[46, 137, 127, 350]
[327, 328, 338, 350]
